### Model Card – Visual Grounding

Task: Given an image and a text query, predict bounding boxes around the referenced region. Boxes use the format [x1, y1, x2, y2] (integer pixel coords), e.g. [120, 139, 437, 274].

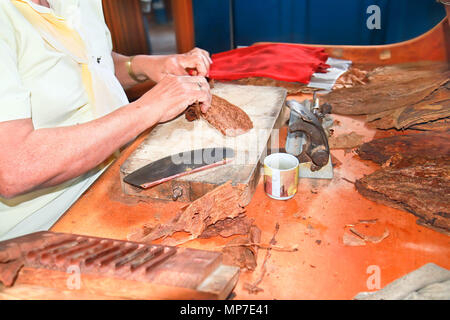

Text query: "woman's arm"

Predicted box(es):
[0, 75, 211, 199]
[112, 48, 212, 89]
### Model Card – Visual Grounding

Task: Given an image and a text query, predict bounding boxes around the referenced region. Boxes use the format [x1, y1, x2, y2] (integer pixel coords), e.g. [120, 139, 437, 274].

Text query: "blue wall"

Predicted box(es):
[192, 0, 446, 54]
[192, 0, 232, 54]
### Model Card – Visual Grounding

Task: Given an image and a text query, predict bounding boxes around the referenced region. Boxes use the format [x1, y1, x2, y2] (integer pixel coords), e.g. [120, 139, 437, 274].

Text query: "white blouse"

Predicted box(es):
[0, 0, 128, 239]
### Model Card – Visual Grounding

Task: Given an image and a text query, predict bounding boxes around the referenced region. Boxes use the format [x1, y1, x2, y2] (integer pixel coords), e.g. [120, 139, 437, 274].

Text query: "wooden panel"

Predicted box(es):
[257, 17, 450, 66]
[447, 5, 450, 26]
[0, 264, 239, 300]
[120, 83, 287, 204]
[172, 0, 195, 53]
[14, 267, 216, 300]
[102, 0, 149, 55]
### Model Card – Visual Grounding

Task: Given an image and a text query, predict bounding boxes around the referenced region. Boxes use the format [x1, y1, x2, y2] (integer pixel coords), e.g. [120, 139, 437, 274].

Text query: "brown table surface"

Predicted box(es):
[50, 105, 450, 299]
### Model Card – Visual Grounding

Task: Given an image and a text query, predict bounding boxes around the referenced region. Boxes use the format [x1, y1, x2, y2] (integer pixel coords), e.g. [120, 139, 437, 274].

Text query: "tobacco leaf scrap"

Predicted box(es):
[333, 67, 370, 90]
[244, 223, 280, 294]
[343, 232, 367, 246]
[330, 153, 342, 168]
[328, 131, 365, 150]
[349, 228, 389, 244]
[127, 181, 247, 244]
[199, 215, 254, 239]
[222, 225, 261, 271]
[343, 220, 389, 246]
[367, 81, 450, 131]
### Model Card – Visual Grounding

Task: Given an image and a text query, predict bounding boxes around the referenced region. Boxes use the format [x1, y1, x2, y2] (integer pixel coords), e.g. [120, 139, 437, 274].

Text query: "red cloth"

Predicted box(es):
[209, 43, 330, 84]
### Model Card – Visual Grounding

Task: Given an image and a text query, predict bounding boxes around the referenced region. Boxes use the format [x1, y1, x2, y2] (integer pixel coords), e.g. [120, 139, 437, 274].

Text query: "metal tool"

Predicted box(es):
[124, 147, 235, 189]
[285, 97, 331, 172]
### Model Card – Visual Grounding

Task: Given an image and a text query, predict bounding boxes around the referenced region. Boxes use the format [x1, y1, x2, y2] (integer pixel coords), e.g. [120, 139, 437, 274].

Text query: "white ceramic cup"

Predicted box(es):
[263, 153, 299, 200]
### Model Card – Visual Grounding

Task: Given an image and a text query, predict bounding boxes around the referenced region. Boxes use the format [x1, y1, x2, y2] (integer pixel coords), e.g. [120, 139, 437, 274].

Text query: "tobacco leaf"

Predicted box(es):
[367, 81, 450, 130]
[322, 62, 450, 115]
[185, 94, 253, 137]
[356, 131, 450, 165]
[409, 117, 450, 131]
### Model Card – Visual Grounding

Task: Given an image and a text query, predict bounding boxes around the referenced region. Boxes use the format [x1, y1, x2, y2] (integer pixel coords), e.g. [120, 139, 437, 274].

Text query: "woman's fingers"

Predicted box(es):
[186, 56, 209, 76]
[191, 48, 212, 74]
[180, 51, 210, 76]
[186, 76, 211, 111]
[186, 78, 211, 107]
[190, 47, 213, 64]
[184, 75, 209, 86]
[143, 74, 211, 123]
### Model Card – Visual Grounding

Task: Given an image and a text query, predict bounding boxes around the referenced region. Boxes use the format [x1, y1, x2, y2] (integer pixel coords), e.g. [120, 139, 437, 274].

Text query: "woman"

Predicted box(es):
[0, 0, 212, 240]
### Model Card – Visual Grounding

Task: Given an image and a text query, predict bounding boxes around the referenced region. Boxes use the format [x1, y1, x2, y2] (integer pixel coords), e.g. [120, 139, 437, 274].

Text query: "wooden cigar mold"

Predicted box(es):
[0, 232, 239, 299]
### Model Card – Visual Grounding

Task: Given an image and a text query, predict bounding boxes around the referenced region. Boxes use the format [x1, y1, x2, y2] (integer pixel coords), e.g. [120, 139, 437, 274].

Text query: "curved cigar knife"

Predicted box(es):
[124, 147, 234, 189]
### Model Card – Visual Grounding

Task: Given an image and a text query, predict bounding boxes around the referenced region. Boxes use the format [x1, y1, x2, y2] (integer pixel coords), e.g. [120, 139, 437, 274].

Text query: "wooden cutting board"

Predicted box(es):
[120, 83, 287, 204]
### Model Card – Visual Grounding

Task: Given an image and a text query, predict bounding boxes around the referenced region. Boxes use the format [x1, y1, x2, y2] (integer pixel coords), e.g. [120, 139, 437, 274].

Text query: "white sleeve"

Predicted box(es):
[0, 18, 31, 123]
[88, 0, 114, 52]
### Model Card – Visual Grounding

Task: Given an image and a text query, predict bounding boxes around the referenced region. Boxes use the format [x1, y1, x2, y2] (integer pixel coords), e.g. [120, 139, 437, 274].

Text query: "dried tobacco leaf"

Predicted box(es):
[127, 181, 246, 244]
[185, 95, 253, 137]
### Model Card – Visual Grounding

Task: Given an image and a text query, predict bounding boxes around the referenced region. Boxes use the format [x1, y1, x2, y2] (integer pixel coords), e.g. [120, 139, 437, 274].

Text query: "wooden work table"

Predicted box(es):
[49, 18, 450, 300]
[49, 112, 449, 300]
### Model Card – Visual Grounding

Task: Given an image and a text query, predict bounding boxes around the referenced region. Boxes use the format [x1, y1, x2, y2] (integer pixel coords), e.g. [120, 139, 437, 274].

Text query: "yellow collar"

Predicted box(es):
[12, 0, 87, 62]
[14, 0, 64, 19]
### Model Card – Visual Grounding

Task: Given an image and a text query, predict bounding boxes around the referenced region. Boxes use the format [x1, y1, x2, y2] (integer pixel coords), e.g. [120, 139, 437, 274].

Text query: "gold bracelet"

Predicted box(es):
[126, 55, 149, 83]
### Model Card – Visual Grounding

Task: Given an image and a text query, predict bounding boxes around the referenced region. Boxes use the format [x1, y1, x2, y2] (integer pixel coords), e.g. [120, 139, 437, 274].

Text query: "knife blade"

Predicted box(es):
[124, 147, 235, 189]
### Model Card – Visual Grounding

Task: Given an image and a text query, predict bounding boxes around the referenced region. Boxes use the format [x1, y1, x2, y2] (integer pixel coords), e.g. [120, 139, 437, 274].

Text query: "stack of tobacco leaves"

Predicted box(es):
[322, 62, 450, 132]
[355, 131, 450, 235]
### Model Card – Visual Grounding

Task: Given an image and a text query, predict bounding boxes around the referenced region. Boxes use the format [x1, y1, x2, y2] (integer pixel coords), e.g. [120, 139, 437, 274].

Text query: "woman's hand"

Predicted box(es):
[137, 74, 211, 123]
[133, 48, 213, 83]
